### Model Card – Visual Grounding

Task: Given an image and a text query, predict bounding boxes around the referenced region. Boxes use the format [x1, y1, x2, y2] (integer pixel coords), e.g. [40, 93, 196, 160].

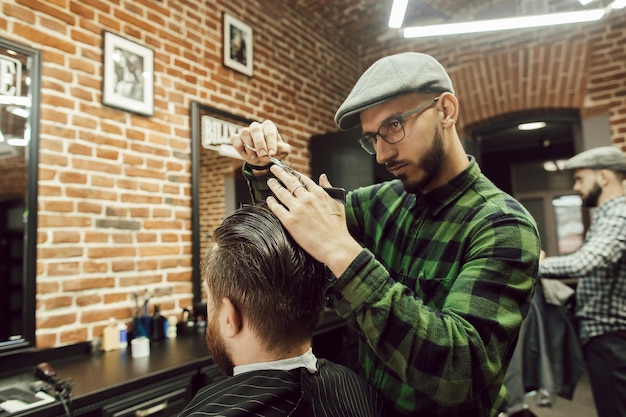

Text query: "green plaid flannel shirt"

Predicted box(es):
[243, 159, 540, 417]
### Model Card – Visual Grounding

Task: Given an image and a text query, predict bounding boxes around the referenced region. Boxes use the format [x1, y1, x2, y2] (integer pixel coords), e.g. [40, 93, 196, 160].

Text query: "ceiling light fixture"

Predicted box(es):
[215, 144, 243, 160]
[388, 0, 409, 28]
[611, 0, 626, 9]
[518, 121, 547, 131]
[551, 194, 582, 205]
[7, 138, 29, 147]
[403, 9, 605, 38]
[0, 96, 31, 106]
[7, 106, 29, 118]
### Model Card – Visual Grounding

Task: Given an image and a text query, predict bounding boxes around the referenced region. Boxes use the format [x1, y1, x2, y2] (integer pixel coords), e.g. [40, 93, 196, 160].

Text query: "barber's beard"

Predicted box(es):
[206, 314, 235, 376]
[401, 128, 445, 194]
[582, 182, 602, 208]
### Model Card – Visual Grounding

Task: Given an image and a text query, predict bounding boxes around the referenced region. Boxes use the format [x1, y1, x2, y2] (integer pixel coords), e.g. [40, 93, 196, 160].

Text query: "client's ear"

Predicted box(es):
[220, 297, 242, 338]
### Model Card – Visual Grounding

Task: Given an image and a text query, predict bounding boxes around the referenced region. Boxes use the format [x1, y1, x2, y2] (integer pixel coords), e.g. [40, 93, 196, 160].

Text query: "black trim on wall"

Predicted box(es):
[0, 37, 41, 359]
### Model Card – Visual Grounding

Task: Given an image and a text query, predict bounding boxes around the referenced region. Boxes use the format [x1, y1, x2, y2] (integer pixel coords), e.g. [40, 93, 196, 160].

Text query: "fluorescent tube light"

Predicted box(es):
[205, 144, 243, 160]
[7, 106, 29, 118]
[579, 0, 596, 5]
[403, 9, 605, 38]
[611, 0, 626, 9]
[518, 122, 546, 131]
[7, 138, 28, 147]
[552, 194, 582, 206]
[0, 96, 31, 106]
[388, 0, 409, 28]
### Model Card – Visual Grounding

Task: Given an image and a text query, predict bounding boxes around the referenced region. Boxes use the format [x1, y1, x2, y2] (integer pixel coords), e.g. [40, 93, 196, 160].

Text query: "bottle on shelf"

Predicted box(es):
[150, 304, 166, 341]
[167, 316, 177, 339]
[118, 321, 128, 349]
[103, 318, 119, 351]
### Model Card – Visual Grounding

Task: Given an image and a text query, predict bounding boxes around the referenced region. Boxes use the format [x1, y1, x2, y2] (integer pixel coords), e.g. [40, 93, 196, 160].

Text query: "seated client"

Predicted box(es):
[178, 204, 384, 417]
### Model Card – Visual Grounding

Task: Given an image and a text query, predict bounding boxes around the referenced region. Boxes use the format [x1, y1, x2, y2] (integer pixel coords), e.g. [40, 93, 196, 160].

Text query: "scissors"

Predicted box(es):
[244, 143, 297, 175]
[243, 143, 346, 203]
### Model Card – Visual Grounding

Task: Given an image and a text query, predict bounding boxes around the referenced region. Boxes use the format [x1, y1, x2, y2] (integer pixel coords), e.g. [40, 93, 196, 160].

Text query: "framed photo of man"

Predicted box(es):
[102, 31, 154, 116]
[223, 13, 253, 77]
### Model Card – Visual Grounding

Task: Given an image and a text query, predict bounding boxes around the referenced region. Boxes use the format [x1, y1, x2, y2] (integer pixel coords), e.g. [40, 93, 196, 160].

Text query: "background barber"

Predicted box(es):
[540, 146, 626, 417]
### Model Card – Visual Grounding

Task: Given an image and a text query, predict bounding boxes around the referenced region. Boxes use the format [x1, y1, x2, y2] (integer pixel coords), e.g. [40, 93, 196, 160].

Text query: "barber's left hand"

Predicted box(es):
[265, 166, 363, 278]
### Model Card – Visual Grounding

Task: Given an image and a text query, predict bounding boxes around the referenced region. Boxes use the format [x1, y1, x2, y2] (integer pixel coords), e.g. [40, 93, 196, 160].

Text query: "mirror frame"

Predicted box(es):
[0, 37, 41, 357]
[190, 102, 253, 304]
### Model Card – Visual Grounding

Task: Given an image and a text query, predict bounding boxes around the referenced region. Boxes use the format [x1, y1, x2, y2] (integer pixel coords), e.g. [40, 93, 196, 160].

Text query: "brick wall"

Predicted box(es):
[0, 0, 360, 348]
[1, 0, 625, 350]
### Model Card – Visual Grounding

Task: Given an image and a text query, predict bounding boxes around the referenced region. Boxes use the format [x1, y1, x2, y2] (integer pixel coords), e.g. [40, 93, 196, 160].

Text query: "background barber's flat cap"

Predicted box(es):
[334, 52, 455, 130]
[563, 146, 626, 172]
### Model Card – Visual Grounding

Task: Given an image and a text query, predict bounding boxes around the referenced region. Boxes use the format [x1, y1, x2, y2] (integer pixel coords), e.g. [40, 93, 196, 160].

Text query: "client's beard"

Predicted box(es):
[206, 314, 235, 376]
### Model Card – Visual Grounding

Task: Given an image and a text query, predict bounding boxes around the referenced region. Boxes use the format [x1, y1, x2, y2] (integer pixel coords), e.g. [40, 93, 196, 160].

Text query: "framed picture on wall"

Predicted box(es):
[102, 31, 154, 116]
[223, 13, 253, 76]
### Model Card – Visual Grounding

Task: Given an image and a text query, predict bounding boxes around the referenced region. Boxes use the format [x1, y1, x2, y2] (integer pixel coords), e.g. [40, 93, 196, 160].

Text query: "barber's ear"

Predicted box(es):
[438, 92, 458, 129]
[220, 297, 242, 338]
[595, 169, 611, 187]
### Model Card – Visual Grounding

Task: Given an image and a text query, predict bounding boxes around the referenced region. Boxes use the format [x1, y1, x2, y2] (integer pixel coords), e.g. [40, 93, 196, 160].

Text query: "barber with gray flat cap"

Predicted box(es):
[231, 52, 540, 416]
[540, 146, 626, 417]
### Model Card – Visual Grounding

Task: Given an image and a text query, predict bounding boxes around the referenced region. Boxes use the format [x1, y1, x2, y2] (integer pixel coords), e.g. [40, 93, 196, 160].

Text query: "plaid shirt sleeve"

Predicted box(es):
[540, 198, 626, 278]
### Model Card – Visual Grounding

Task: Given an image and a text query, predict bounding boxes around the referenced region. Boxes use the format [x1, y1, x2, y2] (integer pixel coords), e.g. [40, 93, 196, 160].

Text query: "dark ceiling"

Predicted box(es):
[283, 0, 613, 49]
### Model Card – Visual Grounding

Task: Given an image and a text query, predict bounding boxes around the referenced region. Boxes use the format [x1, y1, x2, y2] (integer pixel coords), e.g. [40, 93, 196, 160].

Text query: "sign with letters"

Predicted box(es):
[0, 55, 21, 97]
[200, 110, 253, 159]
[201, 115, 242, 152]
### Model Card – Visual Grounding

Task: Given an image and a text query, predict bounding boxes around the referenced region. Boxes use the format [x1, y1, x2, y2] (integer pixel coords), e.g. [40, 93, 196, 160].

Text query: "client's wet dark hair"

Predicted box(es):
[202, 204, 327, 350]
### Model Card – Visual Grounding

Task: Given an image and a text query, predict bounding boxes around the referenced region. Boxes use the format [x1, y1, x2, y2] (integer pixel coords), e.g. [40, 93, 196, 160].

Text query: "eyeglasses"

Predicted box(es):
[358, 96, 440, 155]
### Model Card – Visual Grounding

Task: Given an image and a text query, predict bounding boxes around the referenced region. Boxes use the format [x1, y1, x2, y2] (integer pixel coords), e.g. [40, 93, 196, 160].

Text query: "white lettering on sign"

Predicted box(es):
[0, 56, 21, 97]
[201, 115, 243, 148]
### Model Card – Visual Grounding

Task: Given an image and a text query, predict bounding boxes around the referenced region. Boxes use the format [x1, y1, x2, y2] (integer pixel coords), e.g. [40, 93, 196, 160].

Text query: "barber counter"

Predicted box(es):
[0, 311, 350, 417]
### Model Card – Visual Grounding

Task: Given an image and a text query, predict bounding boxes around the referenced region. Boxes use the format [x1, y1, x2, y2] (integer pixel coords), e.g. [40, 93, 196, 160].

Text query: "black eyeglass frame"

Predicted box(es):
[358, 96, 440, 155]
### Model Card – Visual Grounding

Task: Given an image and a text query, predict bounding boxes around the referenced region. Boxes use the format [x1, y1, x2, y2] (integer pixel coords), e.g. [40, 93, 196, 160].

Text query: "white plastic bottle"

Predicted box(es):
[167, 316, 177, 338]
[103, 318, 119, 351]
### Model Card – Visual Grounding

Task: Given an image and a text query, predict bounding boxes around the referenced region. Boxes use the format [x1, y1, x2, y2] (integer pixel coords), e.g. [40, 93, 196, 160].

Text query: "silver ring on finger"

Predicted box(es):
[291, 184, 306, 196]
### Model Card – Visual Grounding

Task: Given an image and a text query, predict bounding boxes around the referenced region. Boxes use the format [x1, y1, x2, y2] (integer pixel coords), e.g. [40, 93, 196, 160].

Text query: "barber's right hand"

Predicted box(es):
[230, 120, 291, 166]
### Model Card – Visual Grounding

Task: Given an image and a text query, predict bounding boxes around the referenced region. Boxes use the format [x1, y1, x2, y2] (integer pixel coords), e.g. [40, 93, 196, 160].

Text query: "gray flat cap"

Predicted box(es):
[563, 146, 626, 172]
[334, 52, 455, 130]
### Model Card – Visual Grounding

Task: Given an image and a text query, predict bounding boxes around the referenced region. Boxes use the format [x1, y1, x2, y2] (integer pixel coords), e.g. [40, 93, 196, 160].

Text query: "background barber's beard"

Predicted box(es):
[402, 128, 444, 194]
[582, 182, 602, 208]
[205, 313, 235, 376]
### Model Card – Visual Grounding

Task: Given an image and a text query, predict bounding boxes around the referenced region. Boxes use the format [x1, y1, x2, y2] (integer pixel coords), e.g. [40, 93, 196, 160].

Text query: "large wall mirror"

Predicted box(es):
[0, 37, 41, 356]
[190, 102, 252, 304]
